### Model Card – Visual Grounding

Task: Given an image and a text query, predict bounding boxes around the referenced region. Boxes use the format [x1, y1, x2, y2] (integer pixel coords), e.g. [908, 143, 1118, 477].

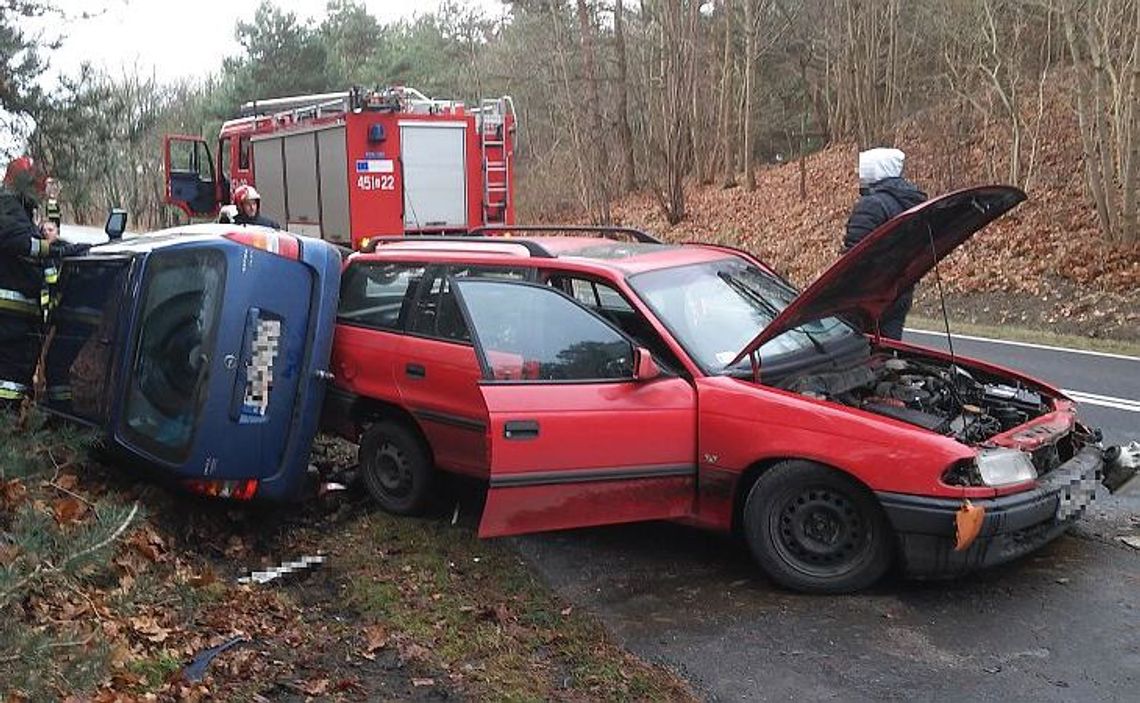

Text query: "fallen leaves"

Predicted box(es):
[129, 615, 172, 644]
[52, 496, 88, 525]
[361, 623, 389, 656]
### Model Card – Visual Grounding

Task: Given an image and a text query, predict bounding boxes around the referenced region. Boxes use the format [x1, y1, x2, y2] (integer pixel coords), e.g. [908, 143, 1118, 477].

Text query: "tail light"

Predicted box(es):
[183, 478, 259, 500]
[224, 230, 300, 259]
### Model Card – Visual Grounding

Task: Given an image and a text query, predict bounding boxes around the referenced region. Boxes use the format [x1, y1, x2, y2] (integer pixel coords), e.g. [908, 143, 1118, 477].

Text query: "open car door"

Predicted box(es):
[451, 278, 699, 538]
[164, 135, 219, 217]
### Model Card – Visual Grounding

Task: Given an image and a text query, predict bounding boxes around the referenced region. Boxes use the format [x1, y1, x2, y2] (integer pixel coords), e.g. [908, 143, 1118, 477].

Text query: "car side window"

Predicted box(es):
[568, 278, 633, 313]
[409, 265, 530, 344]
[337, 262, 426, 331]
[549, 274, 685, 375]
[455, 279, 634, 382]
[410, 269, 465, 342]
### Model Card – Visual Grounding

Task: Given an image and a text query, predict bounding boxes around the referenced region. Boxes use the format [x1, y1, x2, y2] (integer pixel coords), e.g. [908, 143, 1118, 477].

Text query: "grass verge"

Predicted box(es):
[333, 508, 695, 701]
[908, 315, 1140, 357]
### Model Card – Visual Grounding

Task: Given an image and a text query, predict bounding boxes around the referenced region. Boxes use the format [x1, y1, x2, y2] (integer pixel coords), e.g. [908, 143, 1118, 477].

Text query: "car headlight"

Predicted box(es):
[975, 447, 1037, 486]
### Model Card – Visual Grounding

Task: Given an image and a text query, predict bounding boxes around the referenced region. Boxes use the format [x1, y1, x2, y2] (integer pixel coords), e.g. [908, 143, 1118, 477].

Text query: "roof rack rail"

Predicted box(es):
[362, 235, 554, 258]
[467, 224, 664, 245]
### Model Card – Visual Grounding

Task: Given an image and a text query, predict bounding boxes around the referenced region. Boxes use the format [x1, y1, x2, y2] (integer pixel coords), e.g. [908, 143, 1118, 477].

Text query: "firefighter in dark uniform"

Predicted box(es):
[0, 157, 85, 410]
[232, 185, 281, 229]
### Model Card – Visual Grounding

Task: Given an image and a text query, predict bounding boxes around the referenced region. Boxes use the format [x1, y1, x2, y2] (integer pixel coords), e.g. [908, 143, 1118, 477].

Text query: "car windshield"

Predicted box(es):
[628, 257, 856, 374]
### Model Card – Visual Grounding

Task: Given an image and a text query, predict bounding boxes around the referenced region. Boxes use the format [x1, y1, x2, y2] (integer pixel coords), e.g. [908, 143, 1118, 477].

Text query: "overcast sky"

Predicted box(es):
[31, 0, 506, 83]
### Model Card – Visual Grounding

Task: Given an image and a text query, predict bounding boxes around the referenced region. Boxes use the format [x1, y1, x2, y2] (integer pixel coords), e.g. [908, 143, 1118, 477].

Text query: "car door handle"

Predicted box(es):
[405, 363, 426, 379]
[503, 420, 539, 440]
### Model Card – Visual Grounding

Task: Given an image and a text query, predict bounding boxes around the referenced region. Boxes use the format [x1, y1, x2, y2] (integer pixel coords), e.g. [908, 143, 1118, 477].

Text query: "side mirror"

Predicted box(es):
[633, 347, 660, 381]
[104, 208, 128, 240]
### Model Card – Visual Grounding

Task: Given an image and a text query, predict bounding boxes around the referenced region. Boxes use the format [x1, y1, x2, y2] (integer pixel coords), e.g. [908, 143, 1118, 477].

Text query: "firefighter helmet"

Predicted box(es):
[232, 184, 261, 205]
[3, 156, 47, 201]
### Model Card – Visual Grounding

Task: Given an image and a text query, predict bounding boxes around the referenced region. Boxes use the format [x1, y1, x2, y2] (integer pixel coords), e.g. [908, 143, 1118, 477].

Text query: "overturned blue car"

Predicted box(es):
[43, 224, 341, 501]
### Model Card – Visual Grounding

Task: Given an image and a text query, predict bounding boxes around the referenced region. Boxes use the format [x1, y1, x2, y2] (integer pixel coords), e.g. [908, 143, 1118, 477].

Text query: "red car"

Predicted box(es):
[325, 186, 1113, 593]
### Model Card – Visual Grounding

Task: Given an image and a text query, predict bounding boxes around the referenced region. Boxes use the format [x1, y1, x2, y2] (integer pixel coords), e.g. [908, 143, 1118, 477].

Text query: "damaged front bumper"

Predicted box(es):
[876, 446, 1104, 579]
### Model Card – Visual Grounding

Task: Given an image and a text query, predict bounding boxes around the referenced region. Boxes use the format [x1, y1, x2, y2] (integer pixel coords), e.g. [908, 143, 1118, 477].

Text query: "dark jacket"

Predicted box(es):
[0, 189, 51, 301]
[233, 212, 282, 229]
[842, 177, 927, 251]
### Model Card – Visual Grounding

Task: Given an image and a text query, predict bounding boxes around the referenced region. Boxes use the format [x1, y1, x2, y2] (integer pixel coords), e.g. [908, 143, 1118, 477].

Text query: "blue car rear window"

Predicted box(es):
[121, 249, 226, 464]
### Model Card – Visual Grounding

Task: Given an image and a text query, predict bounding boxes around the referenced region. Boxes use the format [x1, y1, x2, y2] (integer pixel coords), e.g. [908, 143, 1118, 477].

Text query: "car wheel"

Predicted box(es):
[358, 421, 433, 515]
[742, 460, 893, 594]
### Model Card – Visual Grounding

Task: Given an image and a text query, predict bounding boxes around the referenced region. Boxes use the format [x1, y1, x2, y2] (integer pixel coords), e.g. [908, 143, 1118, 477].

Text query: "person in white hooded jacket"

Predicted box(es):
[842, 147, 928, 339]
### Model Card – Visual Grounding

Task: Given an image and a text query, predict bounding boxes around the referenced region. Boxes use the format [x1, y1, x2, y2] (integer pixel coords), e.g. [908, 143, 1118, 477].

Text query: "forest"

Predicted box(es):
[2, 0, 1137, 247]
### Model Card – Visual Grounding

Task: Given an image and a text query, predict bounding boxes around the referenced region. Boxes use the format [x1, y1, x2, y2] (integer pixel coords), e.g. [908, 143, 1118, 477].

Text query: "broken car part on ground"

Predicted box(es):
[45, 187, 1137, 594]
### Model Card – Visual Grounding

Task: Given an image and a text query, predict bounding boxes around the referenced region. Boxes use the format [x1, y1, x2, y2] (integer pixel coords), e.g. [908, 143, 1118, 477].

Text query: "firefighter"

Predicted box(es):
[0, 157, 85, 410]
[232, 185, 281, 229]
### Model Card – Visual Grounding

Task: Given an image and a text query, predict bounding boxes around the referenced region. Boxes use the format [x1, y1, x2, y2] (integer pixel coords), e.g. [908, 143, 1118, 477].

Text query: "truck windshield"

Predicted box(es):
[628, 257, 855, 374]
[121, 249, 226, 464]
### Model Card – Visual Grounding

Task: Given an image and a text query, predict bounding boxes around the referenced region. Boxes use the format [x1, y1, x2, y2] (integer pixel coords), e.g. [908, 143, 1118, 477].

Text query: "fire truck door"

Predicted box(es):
[164, 135, 219, 217]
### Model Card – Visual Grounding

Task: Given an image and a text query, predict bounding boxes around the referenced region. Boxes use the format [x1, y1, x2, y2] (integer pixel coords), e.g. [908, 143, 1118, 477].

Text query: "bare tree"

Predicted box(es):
[1061, 0, 1139, 244]
[743, 0, 756, 190]
[643, 0, 702, 224]
[614, 0, 638, 192]
[718, 0, 738, 188]
[576, 0, 611, 222]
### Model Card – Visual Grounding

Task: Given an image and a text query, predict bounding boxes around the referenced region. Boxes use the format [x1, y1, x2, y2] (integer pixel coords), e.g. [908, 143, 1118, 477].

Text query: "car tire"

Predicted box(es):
[358, 421, 434, 516]
[742, 460, 893, 594]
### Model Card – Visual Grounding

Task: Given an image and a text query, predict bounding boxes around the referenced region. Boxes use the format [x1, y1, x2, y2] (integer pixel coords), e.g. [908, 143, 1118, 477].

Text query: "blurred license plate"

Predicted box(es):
[1055, 476, 1097, 520]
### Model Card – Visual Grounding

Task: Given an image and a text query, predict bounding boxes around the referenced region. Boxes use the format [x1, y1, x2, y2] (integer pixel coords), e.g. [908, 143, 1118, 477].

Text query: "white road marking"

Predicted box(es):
[906, 328, 1140, 362]
[1063, 390, 1140, 414]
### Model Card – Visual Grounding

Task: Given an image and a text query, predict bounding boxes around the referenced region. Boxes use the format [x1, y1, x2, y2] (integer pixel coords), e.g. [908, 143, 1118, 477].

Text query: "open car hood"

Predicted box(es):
[732, 185, 1026, 366]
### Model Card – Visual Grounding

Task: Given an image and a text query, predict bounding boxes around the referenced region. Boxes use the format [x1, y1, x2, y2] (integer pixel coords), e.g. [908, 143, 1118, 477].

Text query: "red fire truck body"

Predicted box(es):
[164, 87, 515, 249]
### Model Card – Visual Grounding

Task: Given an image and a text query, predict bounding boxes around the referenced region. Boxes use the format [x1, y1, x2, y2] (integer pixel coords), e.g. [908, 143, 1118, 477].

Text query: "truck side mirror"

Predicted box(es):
[104, 208, 128, 240]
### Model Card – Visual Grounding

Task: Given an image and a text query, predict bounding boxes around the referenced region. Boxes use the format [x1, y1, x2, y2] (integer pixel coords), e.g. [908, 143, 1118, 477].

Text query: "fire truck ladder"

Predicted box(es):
[479, 97, 514, 226]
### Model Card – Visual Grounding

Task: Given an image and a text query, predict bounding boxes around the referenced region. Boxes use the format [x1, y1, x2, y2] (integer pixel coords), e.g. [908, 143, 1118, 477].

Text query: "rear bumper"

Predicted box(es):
[876, 446, 1104, 579]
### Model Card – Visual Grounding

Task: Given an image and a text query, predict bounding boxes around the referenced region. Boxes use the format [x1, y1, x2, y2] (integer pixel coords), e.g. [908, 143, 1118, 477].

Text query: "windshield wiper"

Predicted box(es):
[717, 271, 827, 355]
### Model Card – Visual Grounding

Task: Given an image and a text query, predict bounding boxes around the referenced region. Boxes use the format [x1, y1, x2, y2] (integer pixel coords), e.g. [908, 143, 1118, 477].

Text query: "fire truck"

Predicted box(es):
[164, 86, 516, 249]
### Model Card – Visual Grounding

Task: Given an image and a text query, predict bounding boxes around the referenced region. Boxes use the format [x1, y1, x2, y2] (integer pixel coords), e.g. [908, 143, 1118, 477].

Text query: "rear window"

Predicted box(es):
[121, 249, 226, 464]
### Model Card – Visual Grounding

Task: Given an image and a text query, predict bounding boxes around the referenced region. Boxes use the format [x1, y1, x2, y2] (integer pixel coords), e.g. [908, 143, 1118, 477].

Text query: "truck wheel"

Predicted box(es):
[742, 461, 893, 594]
[358, 421, 433, 516]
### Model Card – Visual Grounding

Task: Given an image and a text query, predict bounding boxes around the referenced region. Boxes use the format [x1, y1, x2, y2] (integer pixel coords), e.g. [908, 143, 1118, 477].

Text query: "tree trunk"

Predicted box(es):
[576, 0, 611, 223]
[743, 0, 755, 191]
[614, 0, 637, 193]
[719, 0, 737, 188]
[1062, 8, 1114, 242]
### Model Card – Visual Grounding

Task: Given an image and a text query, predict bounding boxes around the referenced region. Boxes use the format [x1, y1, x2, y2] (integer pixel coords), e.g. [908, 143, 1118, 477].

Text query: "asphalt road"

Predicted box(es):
[516, 522, 1139, 702]
[516, 331, 1140, 702]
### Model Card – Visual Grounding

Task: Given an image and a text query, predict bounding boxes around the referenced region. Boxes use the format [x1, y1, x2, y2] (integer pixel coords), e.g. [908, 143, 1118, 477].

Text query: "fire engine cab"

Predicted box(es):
[164, 86, 516, 249]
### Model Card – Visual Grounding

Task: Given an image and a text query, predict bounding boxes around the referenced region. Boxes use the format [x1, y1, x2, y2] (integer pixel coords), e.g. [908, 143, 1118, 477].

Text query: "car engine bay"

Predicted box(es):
[780, 353, 1055, 445]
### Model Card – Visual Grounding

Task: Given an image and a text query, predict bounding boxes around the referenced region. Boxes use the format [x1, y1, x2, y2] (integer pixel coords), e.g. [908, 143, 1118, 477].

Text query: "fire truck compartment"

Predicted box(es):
[252, 124, 352, 243]
[400, 122, 468, 230]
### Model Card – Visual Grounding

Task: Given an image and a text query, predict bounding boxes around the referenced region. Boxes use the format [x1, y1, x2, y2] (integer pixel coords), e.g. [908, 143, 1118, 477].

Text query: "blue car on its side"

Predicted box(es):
[43, 224, 341, 501]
